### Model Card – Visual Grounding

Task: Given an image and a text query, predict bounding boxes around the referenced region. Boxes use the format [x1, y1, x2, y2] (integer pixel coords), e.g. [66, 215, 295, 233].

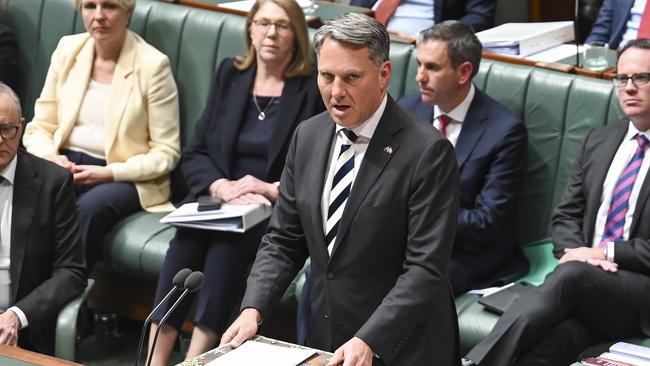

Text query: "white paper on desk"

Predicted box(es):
[206, 341, 316, 366]
[525, 44, 581, 62]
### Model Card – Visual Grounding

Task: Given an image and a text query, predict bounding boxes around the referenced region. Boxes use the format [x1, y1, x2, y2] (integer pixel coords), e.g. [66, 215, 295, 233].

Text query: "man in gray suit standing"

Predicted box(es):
[221, 13, 460, 366]
[463, 39, 650, 366]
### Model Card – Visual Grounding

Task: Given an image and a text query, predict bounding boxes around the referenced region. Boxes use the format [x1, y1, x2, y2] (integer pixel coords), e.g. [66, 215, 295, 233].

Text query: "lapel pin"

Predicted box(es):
[384, 146, 393, 155]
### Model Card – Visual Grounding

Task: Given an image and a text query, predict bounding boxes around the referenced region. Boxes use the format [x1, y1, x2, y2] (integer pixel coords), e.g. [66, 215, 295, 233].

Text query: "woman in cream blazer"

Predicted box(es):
[23, 0, 180, 271]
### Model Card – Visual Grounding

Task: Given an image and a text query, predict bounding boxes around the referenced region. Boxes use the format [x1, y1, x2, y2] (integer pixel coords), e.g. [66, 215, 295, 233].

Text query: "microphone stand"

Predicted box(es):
[133, 285, 181, 366]
[145, 288, 193, 366]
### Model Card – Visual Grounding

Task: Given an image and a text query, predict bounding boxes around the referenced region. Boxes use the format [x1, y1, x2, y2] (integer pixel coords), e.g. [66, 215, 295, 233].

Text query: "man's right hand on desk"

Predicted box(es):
[219, 308, 261, 347]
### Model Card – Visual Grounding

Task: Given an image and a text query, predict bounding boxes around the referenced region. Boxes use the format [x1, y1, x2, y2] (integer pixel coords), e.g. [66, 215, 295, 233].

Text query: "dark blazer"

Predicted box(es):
[11, 150, 87, 353]
[585, 0, 634, 49]
[242, 97, 460, 365]
[551, 119, 650, 335]
[0, 20, 18, 92]
[399, 89, 528, 289]
[349, 0, 496, 32]
[181, 58, 325, 199]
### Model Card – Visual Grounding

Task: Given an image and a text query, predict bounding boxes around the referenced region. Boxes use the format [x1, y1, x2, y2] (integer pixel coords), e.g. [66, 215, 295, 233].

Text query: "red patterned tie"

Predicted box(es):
[639, 1, 650, 38]
[438, 114, 450, 137]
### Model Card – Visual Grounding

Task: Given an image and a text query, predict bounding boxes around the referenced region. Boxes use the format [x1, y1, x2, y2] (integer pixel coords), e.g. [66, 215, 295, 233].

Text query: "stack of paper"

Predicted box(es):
[206, 341, 316, 366]
[477, 21, 574, 56]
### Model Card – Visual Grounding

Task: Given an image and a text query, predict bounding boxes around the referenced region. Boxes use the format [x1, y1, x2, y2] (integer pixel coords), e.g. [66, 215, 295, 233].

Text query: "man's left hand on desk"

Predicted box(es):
[326, 336, 375, 366]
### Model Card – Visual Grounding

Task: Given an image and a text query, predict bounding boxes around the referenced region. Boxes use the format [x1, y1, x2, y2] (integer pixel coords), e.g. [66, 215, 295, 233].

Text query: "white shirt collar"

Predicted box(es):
[0, 154, 17, 186]
[627, 120, 650, 141]
[434, 83, 476, 123]
[335, 93, 387, 141]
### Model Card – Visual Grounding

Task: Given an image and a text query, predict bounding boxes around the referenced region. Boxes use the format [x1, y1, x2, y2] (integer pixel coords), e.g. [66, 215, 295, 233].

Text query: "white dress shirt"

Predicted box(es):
[433, 84, 475, 147]
[591, 123, 650, 262]
[0, 155, 28, 328]
[321, 94, 387, 239]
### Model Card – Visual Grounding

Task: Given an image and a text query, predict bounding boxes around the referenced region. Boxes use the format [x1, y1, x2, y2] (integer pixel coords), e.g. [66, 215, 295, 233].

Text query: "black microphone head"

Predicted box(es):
[184, 271, 204, 293]
[172, 268, 192, 288]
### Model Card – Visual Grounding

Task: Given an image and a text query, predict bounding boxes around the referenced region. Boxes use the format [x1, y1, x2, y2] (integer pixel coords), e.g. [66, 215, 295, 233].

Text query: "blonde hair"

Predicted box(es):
[235, 0, 312, 77]
[75, 0, 135, 12]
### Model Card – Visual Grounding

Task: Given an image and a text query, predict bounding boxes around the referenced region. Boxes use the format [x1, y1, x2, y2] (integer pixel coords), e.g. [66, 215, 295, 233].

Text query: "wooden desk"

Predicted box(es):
[482, 49, 617, 80]
[0, 344, 83, 366]
[174, 0, 372, 28]
[177, 335, 332, 366]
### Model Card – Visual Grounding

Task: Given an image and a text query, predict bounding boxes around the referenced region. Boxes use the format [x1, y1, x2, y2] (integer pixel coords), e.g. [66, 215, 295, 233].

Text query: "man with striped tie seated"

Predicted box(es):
[221, 13, 460, 366]
[462, 38, 650, 366]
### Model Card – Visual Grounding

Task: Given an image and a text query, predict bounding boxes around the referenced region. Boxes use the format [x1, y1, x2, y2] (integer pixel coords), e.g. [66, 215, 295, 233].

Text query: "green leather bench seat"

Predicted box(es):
[0, 0, 637, 357]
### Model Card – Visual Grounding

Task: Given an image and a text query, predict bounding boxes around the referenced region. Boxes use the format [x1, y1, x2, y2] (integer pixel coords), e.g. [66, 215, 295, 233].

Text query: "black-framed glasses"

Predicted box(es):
[0, 124, 21, 140]
[612, 72, 650, 88]
[252, 19, 291, 35]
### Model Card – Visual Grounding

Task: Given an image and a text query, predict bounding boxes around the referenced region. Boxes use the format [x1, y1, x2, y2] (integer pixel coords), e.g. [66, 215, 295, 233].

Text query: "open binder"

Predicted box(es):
[160, 202, 272, 233]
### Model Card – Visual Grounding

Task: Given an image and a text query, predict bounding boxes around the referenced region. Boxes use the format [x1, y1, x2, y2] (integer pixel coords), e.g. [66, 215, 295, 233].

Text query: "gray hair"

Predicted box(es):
[419, 20, 482, 78]
[313, 13, 390, 67]
[0, 82, 22, 119]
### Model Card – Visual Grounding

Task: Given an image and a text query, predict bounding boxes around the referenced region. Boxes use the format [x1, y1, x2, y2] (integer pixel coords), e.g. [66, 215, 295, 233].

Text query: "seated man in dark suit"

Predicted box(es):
[0, 82, 86, 354]
[399, 21, 528, 296]
[0, 20, 17, 92]
[463, 38, 650, 366]
[350, 0, 495, 36]
[587, 0, 646, 49]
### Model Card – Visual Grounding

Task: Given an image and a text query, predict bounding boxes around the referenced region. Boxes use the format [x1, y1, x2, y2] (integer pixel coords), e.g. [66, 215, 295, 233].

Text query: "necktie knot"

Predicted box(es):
[635, 134, 649, 150]
[341, 129, 358, 144]
[438, 114, 451, 137]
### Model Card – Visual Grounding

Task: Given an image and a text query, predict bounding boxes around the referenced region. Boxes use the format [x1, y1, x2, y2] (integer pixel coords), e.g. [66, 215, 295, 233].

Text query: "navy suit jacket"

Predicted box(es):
[586, 0, 634, 49]
[349, 0, 496, 32]
[181, 58, 325, 200]
[399, 88, 528, 288]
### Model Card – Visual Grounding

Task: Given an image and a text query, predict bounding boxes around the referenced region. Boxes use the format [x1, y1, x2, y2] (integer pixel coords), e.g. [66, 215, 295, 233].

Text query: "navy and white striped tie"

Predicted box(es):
[325, 129, 358, 254]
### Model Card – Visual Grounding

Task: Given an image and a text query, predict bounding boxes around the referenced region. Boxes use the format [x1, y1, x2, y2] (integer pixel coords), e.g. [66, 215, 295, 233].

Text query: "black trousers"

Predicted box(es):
[63, 150, 141, 271]
[152, 221, 268, 334]
[466, 261, 649, 366]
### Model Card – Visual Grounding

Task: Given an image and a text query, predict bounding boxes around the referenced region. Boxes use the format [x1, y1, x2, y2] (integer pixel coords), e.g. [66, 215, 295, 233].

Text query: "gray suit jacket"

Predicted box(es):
[241, 97, 460, 365]
[551, 119, 650, 336]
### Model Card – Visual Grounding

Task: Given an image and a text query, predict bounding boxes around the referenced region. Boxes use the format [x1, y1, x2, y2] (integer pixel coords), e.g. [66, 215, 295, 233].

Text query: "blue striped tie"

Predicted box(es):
[600, 134, 649, 245]
[325, 129, 358, 254]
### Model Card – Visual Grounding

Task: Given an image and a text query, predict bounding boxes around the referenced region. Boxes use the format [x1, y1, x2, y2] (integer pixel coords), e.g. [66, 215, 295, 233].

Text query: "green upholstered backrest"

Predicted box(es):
[388, 42, 415, 99]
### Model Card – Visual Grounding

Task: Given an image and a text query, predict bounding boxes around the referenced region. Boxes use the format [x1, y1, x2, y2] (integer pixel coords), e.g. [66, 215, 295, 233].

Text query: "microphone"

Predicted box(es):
[134, 268, 191, 366]
[575, 0, 581, 67]
[146, 271, 205, 366]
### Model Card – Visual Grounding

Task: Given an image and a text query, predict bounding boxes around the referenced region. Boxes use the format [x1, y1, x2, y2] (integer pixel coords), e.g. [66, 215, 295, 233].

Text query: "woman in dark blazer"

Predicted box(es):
[148, 0, 324, 364]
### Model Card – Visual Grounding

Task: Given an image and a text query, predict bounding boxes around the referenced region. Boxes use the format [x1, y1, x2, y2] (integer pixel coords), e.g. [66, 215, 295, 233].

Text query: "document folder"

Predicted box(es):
[478, 283, 535, 314]
[160, 202, 272, 233]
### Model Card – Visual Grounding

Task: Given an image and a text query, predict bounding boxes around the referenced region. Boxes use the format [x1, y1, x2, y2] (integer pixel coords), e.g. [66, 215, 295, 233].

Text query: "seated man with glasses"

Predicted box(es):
[462, 38, 650, 366]
[0, 82, 86, 354]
